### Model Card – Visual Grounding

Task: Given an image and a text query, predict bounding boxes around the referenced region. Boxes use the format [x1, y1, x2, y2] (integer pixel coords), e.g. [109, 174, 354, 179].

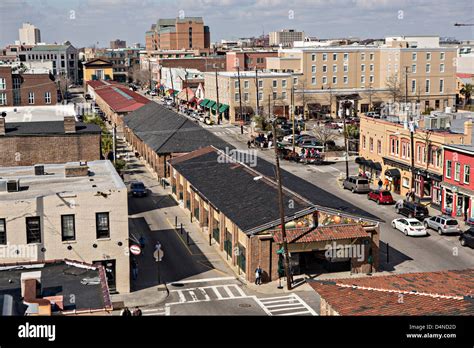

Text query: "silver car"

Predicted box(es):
[423, 215, 461, 235]
[343, 176, 371, 193]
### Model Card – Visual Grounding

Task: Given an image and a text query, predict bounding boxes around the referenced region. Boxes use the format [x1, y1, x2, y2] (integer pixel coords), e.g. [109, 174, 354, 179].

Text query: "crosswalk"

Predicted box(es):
[141, 307, 168, 316]
[254, 294, 317, 316]
[169, 284, 247, 305]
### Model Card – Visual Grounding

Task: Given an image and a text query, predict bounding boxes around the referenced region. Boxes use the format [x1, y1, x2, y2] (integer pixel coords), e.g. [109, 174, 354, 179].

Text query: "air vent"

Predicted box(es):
[34, 165, 44, 176]
[7, 179, 20, 192]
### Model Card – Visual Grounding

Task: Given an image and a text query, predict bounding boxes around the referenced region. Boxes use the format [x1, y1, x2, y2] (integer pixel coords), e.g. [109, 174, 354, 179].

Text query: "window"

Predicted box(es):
[13, 77, 20, 89]
[44, 92, 51, 104]
[416, 145, 422, 162]
[0, 93, 6, 106]
[446, 160, 452, 178]
[311, 53, 316, 61]
[412, 64, 416, 73]
[390, 137, 399, 155]
[272, 80, 277, 88]
[258, 80, 263, 88]
[293, 77, 298, 85]
[343, 64, 348, 72]
[402, 142, 410, 159]
[96, 212, 110, 239]
[440, 52, 445, 60]
[402, 177, 410, 188]
[426, 64, 430, 73]
[282, 91, 287, 99]
[370, 53, 374, 60]
[439, 79, 444, 93]
[322, 53, 327, 61]
[28, 92, 34, 104]
[282, 79, 287, 88]
[370, 64, 374, 72]
[332, 76, 336, 84]
[332, 53, 337, 61]
[61, 215, 75, 241]
[369, 138, 374, 152]
[322, 65, 327, 73]
[377, 140, 382, 154]
[0, 78, 5, 90]
[455, 163, 461, 181]
[26, 217, 41, 244]
[235, 93, 240, 102]
[244, 80, 249, 89]
[361, 75, 365, 84]
[311, 65, 316, 73]
[440, 63, 445, 73]
[272, 92, 277, 99]
[332, 65, 337, 73]
[465, 165, 470, 184]
[244, 92, 249, 102]
[234, 80, 239, 89]
[362, 135, 366, 149]
[343, 76, 348, 84]
[369, 75, 374, 83]
[361, 53, 365, 60]
[322, 76, 327, 84]
[343, 53, 348, 61]
[411, 80, 416, 93]
[311, 76, 316, 85]
[425, 79, 430, 93]
[426, 52, 431, 60]
[412, 53, 417, 61]
[361, 64, 365, 72]
[258, 91, 263, 100]
[0, 219, 6, 245]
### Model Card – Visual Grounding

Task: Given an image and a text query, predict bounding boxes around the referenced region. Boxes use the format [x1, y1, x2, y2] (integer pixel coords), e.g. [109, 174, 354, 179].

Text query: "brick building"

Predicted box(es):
[0, 116, 101, 166]
[0, 66, 58, 106]
[123, 102, 229, 178]
[309, 269, 474, 315]
[169, 146, 380, 283]
[226, 50, 279, 72]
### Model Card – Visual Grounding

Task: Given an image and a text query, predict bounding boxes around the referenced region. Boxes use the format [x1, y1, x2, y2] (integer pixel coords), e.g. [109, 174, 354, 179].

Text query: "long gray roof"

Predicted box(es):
[123, 102, 230, 154]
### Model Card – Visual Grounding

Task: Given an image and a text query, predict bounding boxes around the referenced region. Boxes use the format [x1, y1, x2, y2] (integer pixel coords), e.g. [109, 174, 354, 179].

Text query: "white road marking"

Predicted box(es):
[170, 276, 235, 285]
[277, 310, 313, 316]
[250, 296, 273, 316]
[233, 284, 247, 297]
[199, 288, 210, 301]
[255, 294, 317, 316]
[211, 286, 223, 299]
[177, 290, 186, 303]
[189, 290, 198, 302]
[223, 285, 234, 298]
[270, 306, 306, 312]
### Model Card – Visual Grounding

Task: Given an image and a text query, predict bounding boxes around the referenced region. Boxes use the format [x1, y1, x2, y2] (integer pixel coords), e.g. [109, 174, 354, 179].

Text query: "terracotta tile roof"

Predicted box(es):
[92, 83, 151, 113]
[271, 224, 369, 244]
[309, 269, 474, 315]
[457, 73, 474, 79]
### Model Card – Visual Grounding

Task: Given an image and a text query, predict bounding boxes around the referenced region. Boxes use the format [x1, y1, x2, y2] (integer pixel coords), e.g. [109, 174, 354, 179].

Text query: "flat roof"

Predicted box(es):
[209, 71, 292, 78]
[444, 144, 474, 154]
[3, 120, 101, 136]
[1, 105, 77, 123]
[0, 160, 125, 201]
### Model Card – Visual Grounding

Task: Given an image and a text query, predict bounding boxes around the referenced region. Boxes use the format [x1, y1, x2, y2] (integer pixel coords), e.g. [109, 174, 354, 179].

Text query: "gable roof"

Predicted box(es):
[271, 224, 370, 243]
[123, 102, 230, 154]
[83, 58, 113, 67]
[93, 84, 151, 113]
[170, 147, 316, 234]
[309, 269, 474, 316]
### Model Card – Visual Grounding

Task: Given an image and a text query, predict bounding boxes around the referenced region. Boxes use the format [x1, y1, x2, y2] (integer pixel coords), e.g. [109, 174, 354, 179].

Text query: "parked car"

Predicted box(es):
[298, 139, 322, 147]
[85, 93, 92, 100]
[283, 133, 312, 143]
[343, 176, 370, 193]
[130, 181, 147, 197]
[391, 218, 428, 237]
[423, 215, 461, 235]
[365, 111, 380, 118]
[150, 90, 158, 96]
[395, 200, 429, 220]
[459, 228, 474, 248]
[367, 190, 394, 205]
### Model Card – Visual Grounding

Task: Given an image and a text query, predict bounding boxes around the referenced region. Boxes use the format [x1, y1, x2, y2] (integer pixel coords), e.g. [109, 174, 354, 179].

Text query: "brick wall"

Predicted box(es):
[18, 73, 58, 106]
[0, 133, 101, 166]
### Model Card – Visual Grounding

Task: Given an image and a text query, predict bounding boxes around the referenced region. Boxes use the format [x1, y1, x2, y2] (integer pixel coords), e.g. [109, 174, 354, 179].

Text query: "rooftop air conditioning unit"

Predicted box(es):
[34, 165, 44, 176]
[7, 179, 20, 192]
[0, 180, 7, 193]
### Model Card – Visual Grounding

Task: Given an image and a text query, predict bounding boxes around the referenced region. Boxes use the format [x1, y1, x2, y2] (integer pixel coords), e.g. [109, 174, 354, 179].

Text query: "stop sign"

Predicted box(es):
[130, 244, 141, 256]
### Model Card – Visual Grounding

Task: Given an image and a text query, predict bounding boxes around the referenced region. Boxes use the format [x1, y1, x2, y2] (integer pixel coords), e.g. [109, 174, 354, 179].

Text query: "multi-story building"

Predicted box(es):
[0, 65, 58, 107]
[0, 160, 130, 293]
[266, 36, 457, 118]
[145, 17, 210, 53]
[203, 71, 294, 124]
[441, 145, 474, 221]
[110, 39, 126, 49]
[0, 115, 101, 166]
[18, 44, 79, 84]
[94, 48, 142, 83]
[226, 50, 279, 72]
[269, 29, 305, 47]
[83, 58, 114, 84]
[160, 68, 203, 92]
[19, 23, 41, 45]
[358, 114, 473, 209]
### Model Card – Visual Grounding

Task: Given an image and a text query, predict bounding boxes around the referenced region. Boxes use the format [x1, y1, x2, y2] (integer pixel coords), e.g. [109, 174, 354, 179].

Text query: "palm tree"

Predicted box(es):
[460, 83, 473, 107]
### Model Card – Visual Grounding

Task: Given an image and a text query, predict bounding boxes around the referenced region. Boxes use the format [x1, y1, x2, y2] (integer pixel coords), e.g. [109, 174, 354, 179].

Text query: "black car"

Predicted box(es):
[395, 200, 429, 220]
[130, 181, 147, 197]
[459, 228, 474, 248]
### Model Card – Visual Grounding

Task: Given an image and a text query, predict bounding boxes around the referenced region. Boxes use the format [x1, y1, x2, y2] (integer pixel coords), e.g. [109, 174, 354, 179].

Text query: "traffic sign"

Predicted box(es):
[130, 244, 141, 256]
[154, 249, 164, 262]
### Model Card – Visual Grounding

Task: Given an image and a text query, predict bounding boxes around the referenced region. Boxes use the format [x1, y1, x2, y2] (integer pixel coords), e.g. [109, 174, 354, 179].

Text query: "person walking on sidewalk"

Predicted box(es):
[131, 258, 138, 280]
[132, 307, 142, 316]
[255, 265, 263, 285]
[120, 307, 131, 316]
[377, 178, 383, 190]
[384, 178, 390, 191]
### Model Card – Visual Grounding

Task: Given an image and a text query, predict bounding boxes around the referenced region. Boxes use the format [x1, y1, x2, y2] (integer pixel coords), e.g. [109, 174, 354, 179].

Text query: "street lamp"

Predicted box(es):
[341, 99, 352, 179]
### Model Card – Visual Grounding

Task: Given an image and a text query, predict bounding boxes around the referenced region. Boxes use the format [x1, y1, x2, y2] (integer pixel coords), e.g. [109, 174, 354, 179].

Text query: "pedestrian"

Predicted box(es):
[247, 140, 251, 149]
[384, 178, 390, 191]
[131, 258, 138, 280]
[255, 265, 263, 285]
[120, 307, 131, 316]
[378, 178, 383, 190]
[139, 235, 145, 249]
[132, 306, 142, 316]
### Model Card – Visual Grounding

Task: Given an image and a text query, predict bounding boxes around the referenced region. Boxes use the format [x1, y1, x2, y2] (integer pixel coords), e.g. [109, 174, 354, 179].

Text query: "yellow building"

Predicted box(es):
[82, 58, 114, 85]
[358, 115, 473, 208]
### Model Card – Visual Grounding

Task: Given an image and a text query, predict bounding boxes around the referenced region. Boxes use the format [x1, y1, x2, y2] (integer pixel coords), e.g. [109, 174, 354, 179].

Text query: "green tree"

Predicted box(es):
[460, 83, 473, 107]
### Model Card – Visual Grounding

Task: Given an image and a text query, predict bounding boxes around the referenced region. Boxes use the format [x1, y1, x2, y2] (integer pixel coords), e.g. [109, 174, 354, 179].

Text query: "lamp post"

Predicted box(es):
[405, 66, 416, 202]
[341, 99, 351, 179]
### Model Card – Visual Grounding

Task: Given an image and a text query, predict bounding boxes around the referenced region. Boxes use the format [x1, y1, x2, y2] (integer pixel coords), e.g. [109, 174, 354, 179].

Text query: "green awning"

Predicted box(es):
[199, 99, 209, 106]
[218, 104, 229, 113]
[207, 100, 216, 109]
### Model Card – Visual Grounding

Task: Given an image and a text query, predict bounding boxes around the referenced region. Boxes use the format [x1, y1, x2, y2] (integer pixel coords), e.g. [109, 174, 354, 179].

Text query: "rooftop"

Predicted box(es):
[0, 105, 77, 123]
[2, 120, 100, 136]
[88, 81, 151, 113]
[210, 71, 293, 78]
[0, 259, 112, 315]
[0, 160, 125, 201]
[272, 224, 370, 243]
[444, 144, 474, 154]
[30, 44, 72, 51]
[309, 269, 474, 315]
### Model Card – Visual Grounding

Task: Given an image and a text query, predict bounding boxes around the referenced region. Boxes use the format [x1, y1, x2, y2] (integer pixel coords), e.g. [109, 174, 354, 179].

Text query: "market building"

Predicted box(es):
[169, 146, 380, 283]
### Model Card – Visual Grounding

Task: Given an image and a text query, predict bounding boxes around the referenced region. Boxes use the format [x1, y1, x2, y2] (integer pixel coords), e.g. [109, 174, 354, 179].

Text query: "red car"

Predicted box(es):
[367, 190, 394, 205]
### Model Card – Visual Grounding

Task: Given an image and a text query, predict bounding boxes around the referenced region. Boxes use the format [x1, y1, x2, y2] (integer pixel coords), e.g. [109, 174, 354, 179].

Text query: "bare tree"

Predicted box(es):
[385, 73, 402, 102]
[129, 65, 150, 87]
[56, 73, 71, 102]
[312, 125, 338, 151]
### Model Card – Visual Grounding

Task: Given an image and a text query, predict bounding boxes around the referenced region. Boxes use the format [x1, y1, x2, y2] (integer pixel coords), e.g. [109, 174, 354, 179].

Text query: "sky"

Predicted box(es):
[0, 0, 473, 48]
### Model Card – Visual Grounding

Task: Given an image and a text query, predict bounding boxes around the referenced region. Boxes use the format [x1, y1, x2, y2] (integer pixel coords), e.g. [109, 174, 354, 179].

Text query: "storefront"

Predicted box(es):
[413, 169, 443, 208]
[441, 183, 473, 222]
[384, 168, 401, 194]
[356, 157, 383, 183]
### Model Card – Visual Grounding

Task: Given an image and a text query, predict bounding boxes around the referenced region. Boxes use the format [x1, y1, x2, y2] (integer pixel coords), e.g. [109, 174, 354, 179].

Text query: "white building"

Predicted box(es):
[0, 161, 130, 293]
[19, 23, 41, 46]
[269, 29, 305, 47]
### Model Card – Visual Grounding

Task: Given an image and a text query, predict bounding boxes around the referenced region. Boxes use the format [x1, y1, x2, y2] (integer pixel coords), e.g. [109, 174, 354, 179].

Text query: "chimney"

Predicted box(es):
[464, 120, 473, 144]
[65, 163, 89, 177]
[0, 117, 5, 136]
[64, 116, 76, 134]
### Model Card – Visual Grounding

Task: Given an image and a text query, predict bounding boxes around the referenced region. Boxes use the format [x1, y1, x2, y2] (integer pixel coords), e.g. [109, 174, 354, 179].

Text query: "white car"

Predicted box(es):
[391, 218, 428, 237]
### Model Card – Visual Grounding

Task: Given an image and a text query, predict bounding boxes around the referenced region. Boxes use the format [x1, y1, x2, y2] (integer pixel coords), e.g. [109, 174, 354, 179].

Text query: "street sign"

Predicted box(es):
[153, 249, 164, 262]
[130, 244, 141, 256]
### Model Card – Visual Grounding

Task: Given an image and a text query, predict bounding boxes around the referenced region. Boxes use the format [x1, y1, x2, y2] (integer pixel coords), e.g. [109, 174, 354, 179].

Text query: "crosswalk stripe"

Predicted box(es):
[177, 290, 186, 303]
[223, 286, 234, 298]
[189, 290, 198, 302]
[276, 310, 312, 316]
[265, 303, 303, 309]
[211, 286, 223, 299]
[199, 288, 210, 301]
[269, 306, 307, 312]
[259, 298, 297, 305]
[232, 284, 247, 297]
[259, 295, 296, 301]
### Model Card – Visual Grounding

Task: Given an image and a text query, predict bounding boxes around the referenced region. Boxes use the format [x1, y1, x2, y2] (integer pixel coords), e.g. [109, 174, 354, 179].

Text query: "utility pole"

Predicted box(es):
[291, 86, 295, 154]
[237, 67, 244, 133]
[271, 120, 292, 290]
[342, 100, 350, 179]
[268, 94, 271, 119]
[169, 68, 176, 109]
[215, 68, 220, 125]
[406, 66, 416, 202]
[255, 67, 260, 117]
[184, 69, 189, 110]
